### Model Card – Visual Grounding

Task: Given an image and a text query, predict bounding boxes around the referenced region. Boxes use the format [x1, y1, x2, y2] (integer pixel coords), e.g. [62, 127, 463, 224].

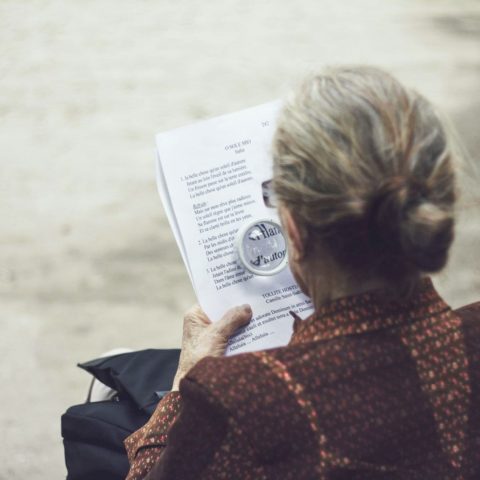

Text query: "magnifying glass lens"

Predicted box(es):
[237, 220, 288, 276]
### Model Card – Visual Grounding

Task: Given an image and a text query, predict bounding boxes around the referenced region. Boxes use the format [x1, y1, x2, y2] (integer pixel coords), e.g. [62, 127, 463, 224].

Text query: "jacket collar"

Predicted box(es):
[289, 277, 450, 345]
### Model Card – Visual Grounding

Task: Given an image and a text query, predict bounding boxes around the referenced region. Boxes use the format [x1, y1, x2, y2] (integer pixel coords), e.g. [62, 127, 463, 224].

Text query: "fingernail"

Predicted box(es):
[242, 304, 252, 313]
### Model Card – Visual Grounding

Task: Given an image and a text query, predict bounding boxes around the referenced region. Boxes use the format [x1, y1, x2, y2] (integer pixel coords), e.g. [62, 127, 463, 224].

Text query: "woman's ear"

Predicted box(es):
[280, 206, 307, 261]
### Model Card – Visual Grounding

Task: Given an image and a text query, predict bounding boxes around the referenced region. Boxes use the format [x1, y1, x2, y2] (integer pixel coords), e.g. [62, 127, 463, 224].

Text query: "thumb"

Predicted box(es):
[215, 304, 252, 338]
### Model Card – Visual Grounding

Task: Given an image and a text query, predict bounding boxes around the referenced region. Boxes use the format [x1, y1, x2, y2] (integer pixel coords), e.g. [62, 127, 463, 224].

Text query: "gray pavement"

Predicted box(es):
[0, 1, 479, 478]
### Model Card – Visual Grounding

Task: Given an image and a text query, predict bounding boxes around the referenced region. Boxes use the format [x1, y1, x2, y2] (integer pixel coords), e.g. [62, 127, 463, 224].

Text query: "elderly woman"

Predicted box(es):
[125, 66, 480, 479]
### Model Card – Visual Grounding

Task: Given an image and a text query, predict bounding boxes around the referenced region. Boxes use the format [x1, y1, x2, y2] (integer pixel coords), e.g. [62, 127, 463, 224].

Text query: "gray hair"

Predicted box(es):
[272, 66, 456, 289]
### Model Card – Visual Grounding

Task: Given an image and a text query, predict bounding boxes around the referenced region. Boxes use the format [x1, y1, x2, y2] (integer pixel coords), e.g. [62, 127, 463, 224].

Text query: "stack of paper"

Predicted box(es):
[155, 100, 313, 355]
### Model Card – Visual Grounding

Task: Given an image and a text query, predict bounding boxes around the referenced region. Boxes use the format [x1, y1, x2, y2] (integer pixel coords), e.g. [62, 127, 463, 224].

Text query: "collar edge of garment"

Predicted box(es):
[290, 277, 450, 344]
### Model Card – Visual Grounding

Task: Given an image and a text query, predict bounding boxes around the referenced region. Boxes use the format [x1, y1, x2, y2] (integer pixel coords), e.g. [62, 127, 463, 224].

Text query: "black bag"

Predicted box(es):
[61, 349, 180, 480]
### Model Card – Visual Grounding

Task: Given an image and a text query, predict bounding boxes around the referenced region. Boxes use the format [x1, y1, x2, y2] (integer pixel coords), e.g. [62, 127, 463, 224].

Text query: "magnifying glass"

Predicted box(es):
[235, 219, 288, 276]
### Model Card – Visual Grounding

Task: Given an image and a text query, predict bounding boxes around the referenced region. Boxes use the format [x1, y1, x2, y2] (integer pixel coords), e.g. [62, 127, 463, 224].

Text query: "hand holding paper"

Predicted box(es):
[171, 304, 253, 390]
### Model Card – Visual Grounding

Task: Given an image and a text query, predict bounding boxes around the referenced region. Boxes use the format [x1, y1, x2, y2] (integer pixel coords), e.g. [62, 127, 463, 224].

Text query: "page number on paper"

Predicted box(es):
[261, 121, 269, 128]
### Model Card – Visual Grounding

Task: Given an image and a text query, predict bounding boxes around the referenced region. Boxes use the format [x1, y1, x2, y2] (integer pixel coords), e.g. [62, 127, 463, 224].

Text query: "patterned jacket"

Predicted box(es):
[125, 278, 480, 479]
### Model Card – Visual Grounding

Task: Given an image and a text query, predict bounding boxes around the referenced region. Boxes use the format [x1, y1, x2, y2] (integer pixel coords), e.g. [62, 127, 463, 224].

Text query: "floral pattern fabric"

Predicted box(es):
[125, 278, 480, 479]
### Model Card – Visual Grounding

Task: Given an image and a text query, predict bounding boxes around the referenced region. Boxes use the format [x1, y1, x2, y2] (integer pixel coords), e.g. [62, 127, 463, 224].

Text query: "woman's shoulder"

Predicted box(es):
[182, 344, 319, 459]
[454, 300, 480, 323]
[182, 341, 321, 425]
[183, 343, 309, 402]
[455, 300, 480, 352]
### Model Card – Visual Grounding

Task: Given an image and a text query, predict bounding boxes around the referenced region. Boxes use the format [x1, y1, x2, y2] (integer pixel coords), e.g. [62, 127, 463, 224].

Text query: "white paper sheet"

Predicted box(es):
[155, 100, 313, 355]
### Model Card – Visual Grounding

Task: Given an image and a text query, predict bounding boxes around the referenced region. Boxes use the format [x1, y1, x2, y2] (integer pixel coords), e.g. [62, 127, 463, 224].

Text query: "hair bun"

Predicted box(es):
[400, 202, 454, 272]
[369, 177, 454, 273]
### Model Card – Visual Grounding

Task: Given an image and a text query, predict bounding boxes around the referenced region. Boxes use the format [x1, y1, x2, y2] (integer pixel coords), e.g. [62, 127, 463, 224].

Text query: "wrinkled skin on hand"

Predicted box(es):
[171, 304, 252, 390]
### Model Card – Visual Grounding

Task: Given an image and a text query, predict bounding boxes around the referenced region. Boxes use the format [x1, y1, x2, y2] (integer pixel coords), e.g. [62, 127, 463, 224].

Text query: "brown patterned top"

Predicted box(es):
[125, 278, 480, 479]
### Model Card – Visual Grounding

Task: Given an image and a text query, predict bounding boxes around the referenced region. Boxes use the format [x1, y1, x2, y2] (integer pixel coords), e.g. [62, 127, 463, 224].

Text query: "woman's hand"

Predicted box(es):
[171, 304, 252, 391]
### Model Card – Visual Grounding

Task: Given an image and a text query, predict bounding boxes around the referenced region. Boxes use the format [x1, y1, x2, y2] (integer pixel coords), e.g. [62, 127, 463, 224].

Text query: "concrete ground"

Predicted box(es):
[0, 1, 479, 478]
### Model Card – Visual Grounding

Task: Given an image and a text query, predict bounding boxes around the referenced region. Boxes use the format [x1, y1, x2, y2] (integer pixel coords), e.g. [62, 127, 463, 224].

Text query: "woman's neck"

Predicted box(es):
[301, 260, 389, 311]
